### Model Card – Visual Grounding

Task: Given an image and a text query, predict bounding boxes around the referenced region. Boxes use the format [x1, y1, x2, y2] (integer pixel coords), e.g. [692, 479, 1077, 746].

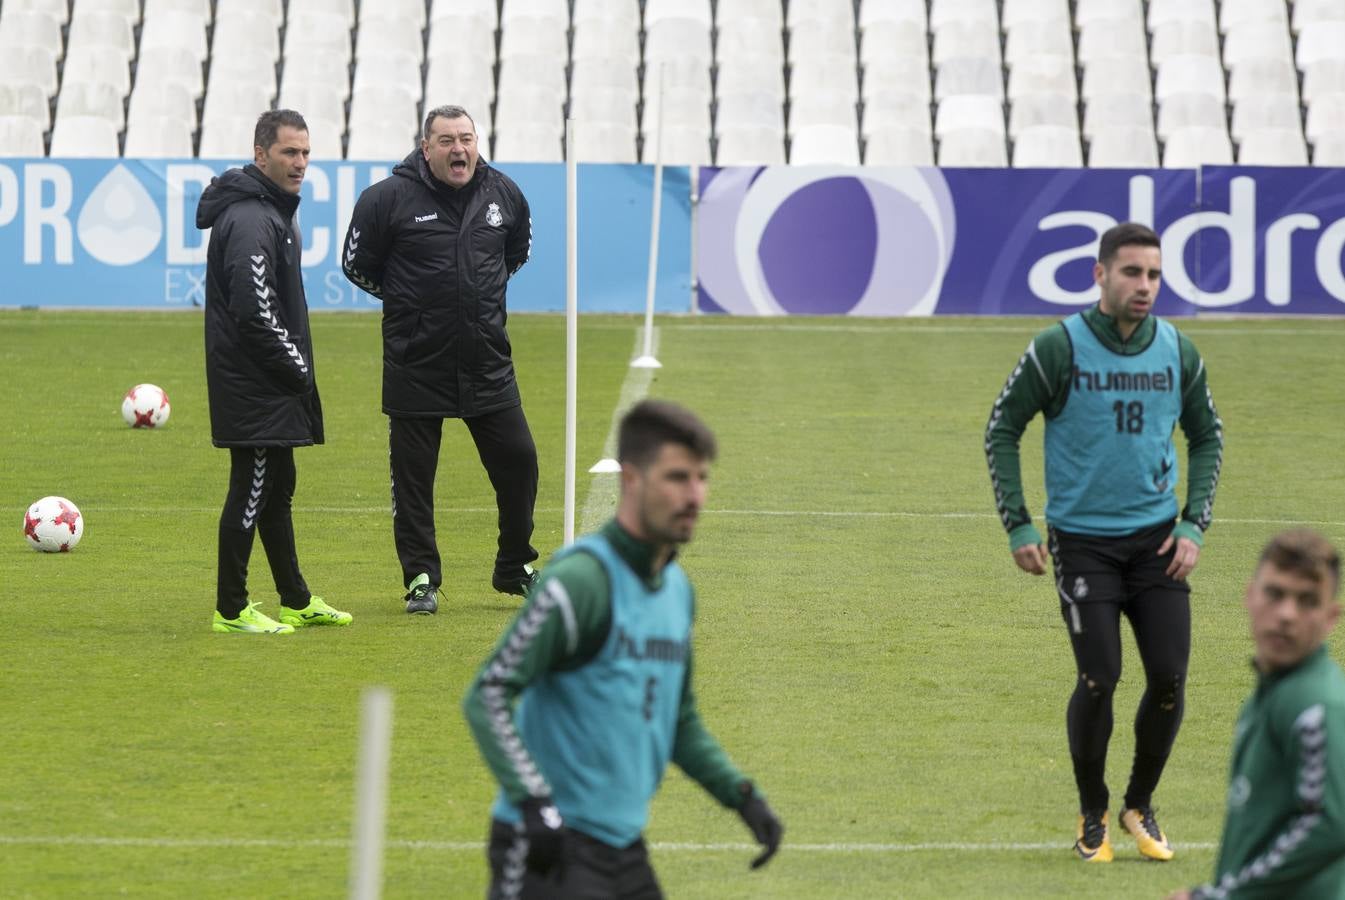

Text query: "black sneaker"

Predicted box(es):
[404, 576, 438, 615]
[492, 564, 539, 598]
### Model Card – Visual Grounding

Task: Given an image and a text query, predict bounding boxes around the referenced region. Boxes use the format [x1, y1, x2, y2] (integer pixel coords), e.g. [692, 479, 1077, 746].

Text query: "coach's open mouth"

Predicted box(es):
[450, 160, 468, 174]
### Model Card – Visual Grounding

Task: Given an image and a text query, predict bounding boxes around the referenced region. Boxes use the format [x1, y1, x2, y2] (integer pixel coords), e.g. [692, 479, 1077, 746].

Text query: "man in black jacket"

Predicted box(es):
[341, 105, 539, 616]
[198, 109, 352, 634]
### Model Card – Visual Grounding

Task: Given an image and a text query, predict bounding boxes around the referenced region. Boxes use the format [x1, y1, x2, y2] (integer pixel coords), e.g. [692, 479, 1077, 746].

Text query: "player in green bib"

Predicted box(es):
[1171, 529, 1345, 900]
[464, 400, 783, 898]
[985, 223, 1225, 863]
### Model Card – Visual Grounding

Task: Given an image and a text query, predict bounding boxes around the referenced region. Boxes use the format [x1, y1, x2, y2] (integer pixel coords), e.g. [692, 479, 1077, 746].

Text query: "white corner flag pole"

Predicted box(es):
[349, 686, 393, 900]
[564, 117, 579, 546]
[631, 63, 664, 370]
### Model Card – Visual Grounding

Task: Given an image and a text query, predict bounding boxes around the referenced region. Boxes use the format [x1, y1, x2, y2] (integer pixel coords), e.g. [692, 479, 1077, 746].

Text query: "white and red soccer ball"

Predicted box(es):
[122, 383, 170, 428]
[23, 496, 84, 552]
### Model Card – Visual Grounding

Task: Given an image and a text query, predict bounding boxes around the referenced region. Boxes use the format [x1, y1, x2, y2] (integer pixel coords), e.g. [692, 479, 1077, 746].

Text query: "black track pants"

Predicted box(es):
[216, 447, 310, 618]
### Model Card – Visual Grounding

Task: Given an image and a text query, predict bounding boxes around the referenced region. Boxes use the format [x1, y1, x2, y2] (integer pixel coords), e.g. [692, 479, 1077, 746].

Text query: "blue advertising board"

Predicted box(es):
[696, 165, 1345, 316]
[0, 158, 692, 312]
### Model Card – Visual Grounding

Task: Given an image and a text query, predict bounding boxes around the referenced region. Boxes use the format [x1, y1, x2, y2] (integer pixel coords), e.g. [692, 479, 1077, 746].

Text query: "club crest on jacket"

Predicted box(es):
[485, 202, 503, 227]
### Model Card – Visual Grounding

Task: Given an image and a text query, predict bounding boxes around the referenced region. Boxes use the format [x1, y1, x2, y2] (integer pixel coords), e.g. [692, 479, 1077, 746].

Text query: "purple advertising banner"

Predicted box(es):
[696, 165, 1345, 316]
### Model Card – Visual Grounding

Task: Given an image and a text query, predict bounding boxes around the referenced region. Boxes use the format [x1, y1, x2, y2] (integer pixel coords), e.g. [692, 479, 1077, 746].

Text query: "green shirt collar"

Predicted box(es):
[1252, 644, 1330, 691]
[599, 518, 676, 588]
[1082, 302, 1156, 353]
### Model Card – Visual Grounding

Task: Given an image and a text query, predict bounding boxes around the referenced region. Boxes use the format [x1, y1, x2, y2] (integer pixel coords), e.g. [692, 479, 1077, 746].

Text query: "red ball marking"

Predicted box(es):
[52, 501, 80, 534]
[24, 511, 40, 541]
[158, 391, 170, 410]
[59, 542, 70, 552]
[134, 408, 156, 427]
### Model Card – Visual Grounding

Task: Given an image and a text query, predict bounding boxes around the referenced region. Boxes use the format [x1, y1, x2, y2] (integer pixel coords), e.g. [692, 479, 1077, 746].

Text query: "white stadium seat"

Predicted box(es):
[212, 12, 280, 62]
[1083, 92, 1153, 139]
[1312, 133, 1345, 165]
[62, 47, 130, 98]
[863, 125, 934, 164]
[493, 124, 563, 162]
[57, 81, 126, 131]
[1162, 125, 1234, 166]
[216, 0, 284, 26]
[1296, 22, 1345, 70]
[647, 0, 711, 28]
[1155, 55, 1226, 102]
[357, 18, 426, 63]
[1149, 20, 1220, 67]
[574, 0, 638, 29]
[140, 11, 209, 64]
[1156, 92, 1227, 140]
[360, 0, 427, 29]
[0, 45, 58, 98]
[1009, 92, 1079, 136]
[0, 10, 63, 61]
[572, 20, 640, 63]
[1231, 94, 1302, 142]
[1148, 0, 1217, 32]
[864, 56, 932, 102]
[1291, 0, 1343, 35]
[289, 0, 355, 29]
[716, 124, 785, 164]
[1229, 57, 1300, 103]
[0, 115, 45, 156]
[1082, 57, 1152, 101]
[123, 116, 195, 157]
[347, 121, 419, 160]
[654, 125, 711, 165]
[0, 80, 51, 129]
[574, 122, 637, 163]
[2, 0, 69, 25]
[1219, 0, 1286, 34]
[198, 115, 257, 158]
[129, 82, 198, 130]
[1306, 94, 1345, 146]
[935, 57, 1005, 101]
[1087, 125, 1159, 166]
[790, 124, 861, 164]
[1237, 128, 1308, 165]
[50, 115, 121, 157]
[1012, 125, 1084, 166]
[938, 128, 1008, 166]
[936, 94, 1005, 136]
[202, 83, 273, 128]
[788, 92, 859, 136]
[862, 91, 932, 136]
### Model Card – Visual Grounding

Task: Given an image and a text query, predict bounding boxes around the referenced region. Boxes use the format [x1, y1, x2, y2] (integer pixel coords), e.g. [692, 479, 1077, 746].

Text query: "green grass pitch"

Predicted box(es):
[2, 310, 1343, 898]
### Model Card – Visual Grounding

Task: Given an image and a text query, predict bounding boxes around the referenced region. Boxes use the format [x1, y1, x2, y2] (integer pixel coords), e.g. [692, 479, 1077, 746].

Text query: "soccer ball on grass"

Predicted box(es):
[23, 496, 84, 552]
[122, 383, 171, 428]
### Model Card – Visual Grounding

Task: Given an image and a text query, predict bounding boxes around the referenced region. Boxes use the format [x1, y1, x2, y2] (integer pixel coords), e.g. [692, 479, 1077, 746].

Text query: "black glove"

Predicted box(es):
[736, 781, 783, 869]
[519, 796, 566, 876]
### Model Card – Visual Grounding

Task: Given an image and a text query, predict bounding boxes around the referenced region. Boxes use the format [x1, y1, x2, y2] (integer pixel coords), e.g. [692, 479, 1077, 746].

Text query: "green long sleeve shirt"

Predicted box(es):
[984, 305, 1224, 550]
[1190, 647, 1345, 899]
[462, 519, 751, 811]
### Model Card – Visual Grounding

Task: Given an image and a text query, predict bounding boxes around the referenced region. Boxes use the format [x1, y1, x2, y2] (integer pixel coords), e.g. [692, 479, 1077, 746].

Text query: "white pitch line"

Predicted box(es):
[577, 328, 660, 533]
[660, 322, 1345, 338]
[0, 835, 1217, 853]
[78, 506, 1345, 528]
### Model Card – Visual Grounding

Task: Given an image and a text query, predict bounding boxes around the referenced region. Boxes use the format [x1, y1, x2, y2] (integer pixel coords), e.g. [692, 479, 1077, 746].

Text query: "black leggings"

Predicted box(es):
[216, 446, 310, 618]
[1051, 523, 1191, 812]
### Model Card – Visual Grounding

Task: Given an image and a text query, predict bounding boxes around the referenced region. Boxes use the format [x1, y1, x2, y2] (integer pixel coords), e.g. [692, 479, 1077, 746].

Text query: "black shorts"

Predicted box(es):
[1047, 521, 1190, 633]
[487, 818, 662, 900]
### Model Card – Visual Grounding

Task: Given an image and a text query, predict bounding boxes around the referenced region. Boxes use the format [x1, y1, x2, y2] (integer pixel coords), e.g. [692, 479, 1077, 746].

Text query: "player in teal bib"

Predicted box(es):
[464, 400, 783, 899]
[985, 223, 1225, 864]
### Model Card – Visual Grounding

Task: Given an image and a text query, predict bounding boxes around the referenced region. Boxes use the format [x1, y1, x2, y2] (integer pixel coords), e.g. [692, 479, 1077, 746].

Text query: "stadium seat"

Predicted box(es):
[1149, 20, 1220, 67]
[1306, 94, 1345, 146]
[1303, 60, 1345, 107]
[353, 53, 424, 107]
[216, 0, 284, 26]
[128, 82, 197, 129]
[347, 121, 419, 160]
[1231, 94, 1303, 142]
[862, 125, 934, 164]
[285, 13, 352, 61]
[788, 92, 859, 136]
[1081, 57, 1152, 101]
[0, 45, 57, 98]
[1230, 57, 1300, 103]
[1147, 0, 1216, 32]
[1009, 93, 1079, 136]
[654, 125, 711, 165]
[1083, 92, 1153, 138]
[357, 18, 426, 64]
[77, 0, 140, 24]
[289, 0, 355, 29]
[1291, 0, 1344, 35]
[50, 115, 120, 157]
[1012, 125, 1084, 166]
[646, 17, 713, 65]
[424, 55, 496, 107]
[133, 47, 199, 98]
[863, 56, 931, 102]
[933, 20, 1002, 68]
[1298, 23, 1345, 71]
[935, 58, 1005, 101]
[209, 46, 279, 102]
[1222, 26, 1294, 71]
[1219, 0, 1286, 33]
[122, 116, 195, 157]
[284, 54, 351, 102]
[790, 124, 861, 164]
[936, 94, 1006, 136]
[1007, 57, 1078, 102]
[1005, 18, 1074, 69]
[1077, 17, 1148, 66]
[0, 11, 62, 61]
[0, 80, 50, 130]
[497, 85, 565, 134]
[66, 10, 135, 58]
[1237, 127, 1308, 165]
[715, 124, 784, 164]
[859, 19, 927, 68]
[350, 85, 421, 135]
[277, 83, 345, 129]
[1002, 0, 1069, 28]
[1074, 0, 1143, 30]
[140, 11, 209, 64]
[647, 0, 711, 28]
[574, 0, 639, 28]
[570, 87, 637, 128]
[62, 47, 129, 99]
[574, 122, 637, 163]
[858, 0, 926, 30]
[145, 0, 212, 23]
[212, 12, 280, 62]
[718, 0, 783, 26]
[500, 0, 567, 28]
[718, 57, 785, 98]
[642, 86, 711, 134]
[500, 16, 567, 65]
[0, 115, 44, 156]
[198, 115, 257, 158]
[500, 56, 568, 103]
[57, 81, 125, 131]
[1162, 125, 1233, 166]
[650, 57, 714, 98]
[302, 116, 345, 159]
[493, 124, 563, 162]
[1312, 133, 1345, 165]
[719, 22, 787, 64]
[2, 0, 69, 26]
[431, 0, 497, 28]
[1156, 55, 1226, 102]
[202, 83, 273, 128]
[937, 128, 1008, 166]
[1156, 92, 1227, 140]
[717, 90, 786, 133]
[862, 91, 932, 136]
[360, 0, 427, 28]
[1086, 125, 1159, 166]
[570, 57, 639, 100]
[572, 19, 640, 63]
[789, 0, 855, 32]
[929, 0, 997, 30]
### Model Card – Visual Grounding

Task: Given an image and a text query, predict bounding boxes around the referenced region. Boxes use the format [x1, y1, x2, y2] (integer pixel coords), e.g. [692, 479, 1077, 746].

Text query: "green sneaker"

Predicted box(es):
[212, 601, 295, 634]
[278, 595, 353, 627]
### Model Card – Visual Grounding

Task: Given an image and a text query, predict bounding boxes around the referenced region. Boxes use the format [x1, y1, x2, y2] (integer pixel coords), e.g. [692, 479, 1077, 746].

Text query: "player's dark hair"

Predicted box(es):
[618, 400, 717, 469]
[1097, 222, 1161, 267]
[254, 109, 308, 151]
[423, 105, 476, 141]
[1260, 528, 1341, 597]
